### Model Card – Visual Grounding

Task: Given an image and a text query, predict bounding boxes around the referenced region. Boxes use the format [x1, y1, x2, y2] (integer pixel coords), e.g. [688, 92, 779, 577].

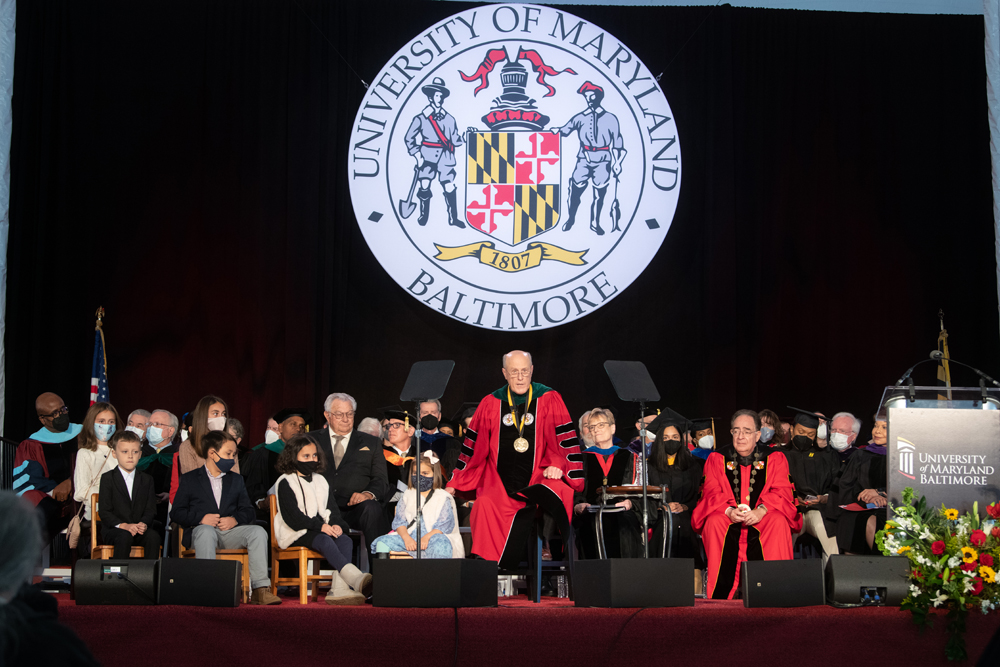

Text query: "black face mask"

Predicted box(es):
[51, 413, 70, 432]
[663, 439, 683, 455]
[791, 435, 814, 451]
[420, 415, 439, 430]
[295, 460, 320, 476]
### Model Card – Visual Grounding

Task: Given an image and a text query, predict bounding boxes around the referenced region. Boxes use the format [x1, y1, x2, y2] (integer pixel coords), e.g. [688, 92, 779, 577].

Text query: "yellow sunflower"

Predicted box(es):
[962, 546, 979, 563]
[945, 508, 959, 520]
[897, 546, 911, 554]
[981, 566, 997, 584]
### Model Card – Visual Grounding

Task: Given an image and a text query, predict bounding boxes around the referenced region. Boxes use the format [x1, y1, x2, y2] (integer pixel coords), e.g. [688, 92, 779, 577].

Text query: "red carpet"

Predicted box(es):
[55, 593, 1000, 666]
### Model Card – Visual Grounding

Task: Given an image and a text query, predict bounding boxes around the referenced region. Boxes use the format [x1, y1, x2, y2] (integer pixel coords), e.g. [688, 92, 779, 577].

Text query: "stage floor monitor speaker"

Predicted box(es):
[372, 558, 498, 607]
[74, 559, 158, 605]
[742, 558, 825, 607]
[157, 558, 241, 607]
[825, 555, 910, 606]
[574, 558, 694, 607]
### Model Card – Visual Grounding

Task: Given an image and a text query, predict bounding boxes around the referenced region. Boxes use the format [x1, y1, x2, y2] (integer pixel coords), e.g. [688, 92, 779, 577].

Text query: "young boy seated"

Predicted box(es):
[98, 430, 161, 559]
[171, 430, 280, 605]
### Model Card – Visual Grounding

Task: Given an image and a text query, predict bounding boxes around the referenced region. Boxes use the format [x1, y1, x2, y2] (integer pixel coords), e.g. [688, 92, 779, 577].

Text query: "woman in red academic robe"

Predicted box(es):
[692, 409, 800, 600]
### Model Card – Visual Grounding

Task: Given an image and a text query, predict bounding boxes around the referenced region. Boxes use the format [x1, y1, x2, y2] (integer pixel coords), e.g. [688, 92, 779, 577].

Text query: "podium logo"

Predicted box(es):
[348, 4, 681, 330]
[897, 438, 916, 480]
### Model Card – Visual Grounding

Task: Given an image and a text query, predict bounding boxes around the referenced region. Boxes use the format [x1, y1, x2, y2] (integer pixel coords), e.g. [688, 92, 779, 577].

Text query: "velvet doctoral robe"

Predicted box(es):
[448, 383, 583, 567]
[692, 445, 800, 599]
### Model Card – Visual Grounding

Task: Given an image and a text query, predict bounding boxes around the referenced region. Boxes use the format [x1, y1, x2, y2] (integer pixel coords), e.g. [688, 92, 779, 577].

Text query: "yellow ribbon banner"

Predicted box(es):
[434, 242, 587, 273]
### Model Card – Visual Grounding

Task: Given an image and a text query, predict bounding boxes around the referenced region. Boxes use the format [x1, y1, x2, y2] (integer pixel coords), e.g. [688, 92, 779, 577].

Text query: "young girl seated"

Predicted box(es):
[273, 435, 373, 605]
[371, 451, 464, 559]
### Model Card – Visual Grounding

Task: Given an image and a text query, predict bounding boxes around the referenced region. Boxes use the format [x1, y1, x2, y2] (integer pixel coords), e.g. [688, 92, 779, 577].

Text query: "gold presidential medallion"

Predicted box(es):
[513, 437, 530, 453]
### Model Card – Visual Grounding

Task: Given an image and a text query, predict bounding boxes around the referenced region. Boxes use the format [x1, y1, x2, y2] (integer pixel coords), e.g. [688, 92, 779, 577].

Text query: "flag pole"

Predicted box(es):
[937, 309, 952, 401]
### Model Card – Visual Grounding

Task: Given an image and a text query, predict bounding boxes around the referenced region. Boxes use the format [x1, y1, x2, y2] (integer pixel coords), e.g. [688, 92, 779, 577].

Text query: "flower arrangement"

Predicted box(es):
[876, 487, 1000, 661]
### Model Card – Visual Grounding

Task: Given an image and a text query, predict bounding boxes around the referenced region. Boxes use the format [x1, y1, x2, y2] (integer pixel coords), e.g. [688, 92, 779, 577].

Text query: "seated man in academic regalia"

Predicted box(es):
[823, 414, 887, 555]
[572, 408, 645, 559]
[777, 409, 839, 563]
[13, 393, 81, 546]
[418, 400, 463, 477]
[692, 409, 800, 599]
[381, 410, 417, 524]
[690, 418, 716, 461]
[135, 409, 179, 532]
[243, 408, 309, 521]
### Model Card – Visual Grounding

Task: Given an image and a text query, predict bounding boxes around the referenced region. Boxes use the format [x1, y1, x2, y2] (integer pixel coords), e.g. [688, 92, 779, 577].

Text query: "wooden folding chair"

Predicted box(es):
[268, 494, 332, 604]
[90, 493, 145, 560]
[178, 525, 250, 603]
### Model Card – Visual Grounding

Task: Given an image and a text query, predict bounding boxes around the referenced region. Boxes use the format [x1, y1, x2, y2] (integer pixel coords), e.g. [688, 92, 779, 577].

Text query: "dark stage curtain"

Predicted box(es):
[5, 2, 994, 442]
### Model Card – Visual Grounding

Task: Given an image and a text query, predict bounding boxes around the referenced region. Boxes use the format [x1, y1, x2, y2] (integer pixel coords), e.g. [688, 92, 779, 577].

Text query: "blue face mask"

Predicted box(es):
[411, 474, 434, 492]
[146, 426, 166, 447]
[760, 425, 775, 442]
[95, 423, 116, 442]
[214, 456, 236, 474]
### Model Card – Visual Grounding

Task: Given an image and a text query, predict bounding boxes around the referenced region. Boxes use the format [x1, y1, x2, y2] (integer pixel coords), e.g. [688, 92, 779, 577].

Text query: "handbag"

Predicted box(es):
[67, 504, 85, 549]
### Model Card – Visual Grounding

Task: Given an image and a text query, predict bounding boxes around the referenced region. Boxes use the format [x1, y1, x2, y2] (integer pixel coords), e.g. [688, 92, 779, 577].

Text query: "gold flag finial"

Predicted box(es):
[938, 309, 945, 332]
[95, 306, 105, 326]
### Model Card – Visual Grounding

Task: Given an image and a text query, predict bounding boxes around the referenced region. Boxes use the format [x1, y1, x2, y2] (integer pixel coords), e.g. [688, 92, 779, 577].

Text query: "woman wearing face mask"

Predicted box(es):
[273, 435, 373, 605]
[73, 402, 121, 556]
[647, 419, 705, 577]
[371, 451, 463, 560]
[177, 395, 239, 476]
[758, 410, 783, 447]
[690, 418, 716, 461]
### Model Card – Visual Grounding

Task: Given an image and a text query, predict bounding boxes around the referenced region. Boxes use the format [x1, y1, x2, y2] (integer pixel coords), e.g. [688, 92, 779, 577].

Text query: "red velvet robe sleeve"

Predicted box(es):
[14, 440, 52, 507]
[691, 452, 732, 533]
[168, 451, 181, 504]
[536, 391, 584, 493]
[760, 451, 801, 531]
[448, 395, 497, 495]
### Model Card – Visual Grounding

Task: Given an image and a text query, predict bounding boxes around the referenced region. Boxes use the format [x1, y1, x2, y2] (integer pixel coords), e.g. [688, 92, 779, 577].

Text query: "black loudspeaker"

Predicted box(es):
[372, 559, 498, 607]
[157, 558, 241, 607]
[574, 558, 695, 607]
[741, 558, 825, 607]
[73, 560, 158, 605]
[825, 555, 910, 606]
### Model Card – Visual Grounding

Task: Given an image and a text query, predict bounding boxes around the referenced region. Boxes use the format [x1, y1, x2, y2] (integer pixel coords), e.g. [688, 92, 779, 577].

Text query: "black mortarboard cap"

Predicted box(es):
[383, 409, 418, 427]
[450, 402, 480, 424]
[690, 418, 714, 432]
[790, 407, 820, 429]
[273, 408, 312, 425]
[377, 404, 404, 420]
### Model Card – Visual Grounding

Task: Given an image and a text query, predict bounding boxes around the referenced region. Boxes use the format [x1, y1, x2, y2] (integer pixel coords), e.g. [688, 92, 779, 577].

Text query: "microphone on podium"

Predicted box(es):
[929, 350, 1000, 388]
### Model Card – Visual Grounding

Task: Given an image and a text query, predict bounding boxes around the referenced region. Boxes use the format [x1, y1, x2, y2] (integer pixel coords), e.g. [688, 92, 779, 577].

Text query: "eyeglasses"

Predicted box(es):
[730, 428, 758, 437]
[588, 421, 611, 430]
[41, 406, 69, 419]
[329, 411, 355, 420]
[386, 422, 407, 431]
[506, 369, 531, 378]
[148, 421, 171, 429]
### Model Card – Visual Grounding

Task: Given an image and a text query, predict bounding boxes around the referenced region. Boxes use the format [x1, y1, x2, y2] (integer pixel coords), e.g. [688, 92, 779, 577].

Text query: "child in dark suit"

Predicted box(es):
[171, 430, 280, 605]
[98, 431, 160, 559]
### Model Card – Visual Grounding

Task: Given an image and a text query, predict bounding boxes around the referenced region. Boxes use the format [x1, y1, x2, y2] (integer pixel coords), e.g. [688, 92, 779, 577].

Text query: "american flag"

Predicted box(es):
[90, 324, 109, 405]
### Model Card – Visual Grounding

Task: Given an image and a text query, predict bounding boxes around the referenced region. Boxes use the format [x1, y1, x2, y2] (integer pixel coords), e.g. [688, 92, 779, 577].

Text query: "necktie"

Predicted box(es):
[334, 435, 346, 468]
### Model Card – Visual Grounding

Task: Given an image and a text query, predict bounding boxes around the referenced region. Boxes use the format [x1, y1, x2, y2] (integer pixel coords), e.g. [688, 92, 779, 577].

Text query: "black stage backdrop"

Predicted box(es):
[6, 1, 995, 443]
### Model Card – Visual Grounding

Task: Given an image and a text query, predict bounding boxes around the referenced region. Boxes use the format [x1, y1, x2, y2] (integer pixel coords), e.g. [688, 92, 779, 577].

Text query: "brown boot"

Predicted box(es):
[694, 569, 704, 596]
[250, 587, 282, 605]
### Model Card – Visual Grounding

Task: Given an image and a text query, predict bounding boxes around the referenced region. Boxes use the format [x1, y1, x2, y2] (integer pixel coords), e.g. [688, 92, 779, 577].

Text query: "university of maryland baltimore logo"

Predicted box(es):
[348, 4, 681, 330]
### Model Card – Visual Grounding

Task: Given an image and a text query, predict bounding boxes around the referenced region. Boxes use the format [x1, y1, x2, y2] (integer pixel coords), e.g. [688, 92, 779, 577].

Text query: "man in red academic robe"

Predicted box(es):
[692, 409, 800, 600]
[447, 350, 583, 567]
[13, 392, 81, 541]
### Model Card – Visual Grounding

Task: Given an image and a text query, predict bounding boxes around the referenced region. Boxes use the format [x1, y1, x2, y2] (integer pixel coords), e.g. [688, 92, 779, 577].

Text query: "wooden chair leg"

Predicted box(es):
[243, 556, 251, 603]
[271, 555, 278, 596]
[299, 551, 309, 605]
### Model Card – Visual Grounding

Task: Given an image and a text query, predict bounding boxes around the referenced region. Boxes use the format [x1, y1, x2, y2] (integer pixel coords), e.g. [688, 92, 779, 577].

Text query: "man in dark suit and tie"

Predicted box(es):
[98, 431, 160, 559]
[171, 430, 280, 605]
[305, 392, 390, 549]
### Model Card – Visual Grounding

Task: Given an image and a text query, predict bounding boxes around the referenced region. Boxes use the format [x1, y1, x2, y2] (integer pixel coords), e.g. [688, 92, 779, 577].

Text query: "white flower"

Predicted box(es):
[983, 600, 994, 615]
[916, 555, 933, 567]
[919, 527, 934, 541]
[964, 578, 975, 593]
[910, 584, 921, 596]
[932, 591, 949, 607]
[948, 556, 961, 569]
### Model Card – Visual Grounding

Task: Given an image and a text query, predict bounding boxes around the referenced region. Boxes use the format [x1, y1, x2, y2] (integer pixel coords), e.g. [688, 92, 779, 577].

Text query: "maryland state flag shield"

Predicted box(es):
[465, 131, 561, 247]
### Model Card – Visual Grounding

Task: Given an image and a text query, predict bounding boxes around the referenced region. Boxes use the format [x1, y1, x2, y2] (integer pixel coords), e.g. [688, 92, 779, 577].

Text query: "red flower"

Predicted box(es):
[986, 502, 1000, 519]
[932, 541, 946, 555]
[913, 569, 925, 580]
[982, 553, 995, 568]
[993, 527, 1000, 539]
[961, 562, 978, 572]
[972, 577, 984, 596]
[971, 530, 987, 547]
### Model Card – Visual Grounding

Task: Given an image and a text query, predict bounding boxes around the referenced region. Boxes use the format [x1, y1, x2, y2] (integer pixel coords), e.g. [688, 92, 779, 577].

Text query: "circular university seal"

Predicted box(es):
[348, 4, 681, 331]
